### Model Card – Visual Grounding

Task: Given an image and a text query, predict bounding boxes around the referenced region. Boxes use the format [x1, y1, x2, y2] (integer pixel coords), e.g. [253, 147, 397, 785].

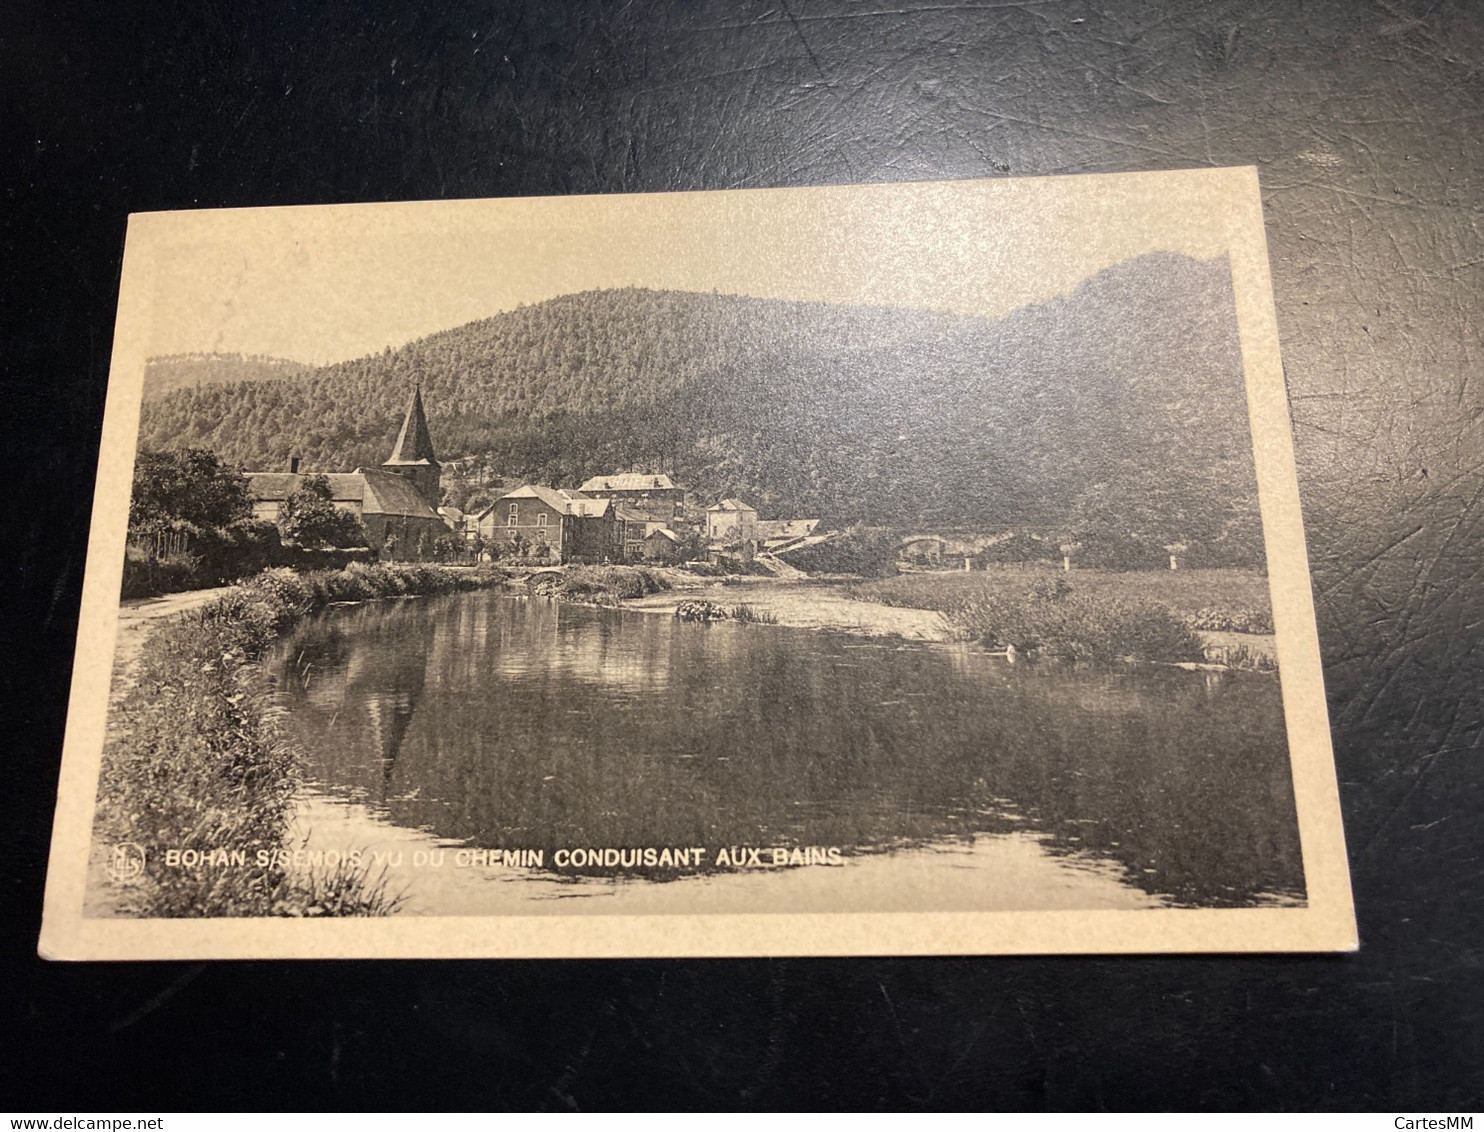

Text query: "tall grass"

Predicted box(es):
[93, 562, 503, 918]
[853, 565, 1272, 621]
[848, 570, 1217, 663]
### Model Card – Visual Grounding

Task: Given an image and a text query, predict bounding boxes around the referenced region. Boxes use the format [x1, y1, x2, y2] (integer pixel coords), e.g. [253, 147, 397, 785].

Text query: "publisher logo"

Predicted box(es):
[106, 843, 146, 885]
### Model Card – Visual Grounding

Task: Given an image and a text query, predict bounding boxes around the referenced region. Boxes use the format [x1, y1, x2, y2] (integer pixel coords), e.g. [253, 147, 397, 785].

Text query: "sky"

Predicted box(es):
[124, 168, 1256, 366]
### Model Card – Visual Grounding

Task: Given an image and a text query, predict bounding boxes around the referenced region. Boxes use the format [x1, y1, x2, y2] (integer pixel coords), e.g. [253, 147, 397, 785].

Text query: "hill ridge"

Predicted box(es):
[137, 252, 1261, 558]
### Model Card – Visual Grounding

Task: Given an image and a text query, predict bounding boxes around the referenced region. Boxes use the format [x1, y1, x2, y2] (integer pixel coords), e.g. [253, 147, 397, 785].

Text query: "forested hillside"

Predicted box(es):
[138, 253, 1263, 561]
[143, 353, 309, 400]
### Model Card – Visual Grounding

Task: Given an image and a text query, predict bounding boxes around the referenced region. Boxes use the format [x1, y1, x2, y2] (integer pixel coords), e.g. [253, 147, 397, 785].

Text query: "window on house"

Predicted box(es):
[508, 503, 519, 526]
[536, 513, 547, 528]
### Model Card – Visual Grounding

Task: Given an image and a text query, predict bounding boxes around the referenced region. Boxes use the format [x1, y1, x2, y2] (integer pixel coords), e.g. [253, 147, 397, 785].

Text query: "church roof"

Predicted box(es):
[245, 472, 368, 504]
[357, 469, 444, 519]
[244, 470, 442, 521]
[383, 384, 438, 467]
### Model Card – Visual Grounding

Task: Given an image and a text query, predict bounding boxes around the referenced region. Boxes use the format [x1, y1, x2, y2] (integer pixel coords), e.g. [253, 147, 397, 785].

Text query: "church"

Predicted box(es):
[244, 385, 452, 559]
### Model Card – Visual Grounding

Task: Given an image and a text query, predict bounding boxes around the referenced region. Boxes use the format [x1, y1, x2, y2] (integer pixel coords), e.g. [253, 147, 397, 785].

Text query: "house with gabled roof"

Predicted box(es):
[473, 485, 626, 563]
[577, 472, 683, 520]
[706, 498, 758, 544]
[642, 526, 683, 563]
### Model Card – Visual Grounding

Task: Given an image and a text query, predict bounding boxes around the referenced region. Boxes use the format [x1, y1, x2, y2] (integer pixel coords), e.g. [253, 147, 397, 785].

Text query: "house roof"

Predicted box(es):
[708, 497, 756, 513]
[566, 497, 613, 518]
[578, 473, 678, 493]
[646, 527, 680, 543]
[383, 384, 438, 468]
[498, 484, 573, 512]
[244, 470, 442, 521]
[246, 471, 367, 503]
[475, 483, 594, 519]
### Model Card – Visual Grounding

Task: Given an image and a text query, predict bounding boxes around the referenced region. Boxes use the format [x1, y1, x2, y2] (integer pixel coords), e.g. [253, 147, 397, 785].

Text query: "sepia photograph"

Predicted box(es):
[41, 168, 1354, 957]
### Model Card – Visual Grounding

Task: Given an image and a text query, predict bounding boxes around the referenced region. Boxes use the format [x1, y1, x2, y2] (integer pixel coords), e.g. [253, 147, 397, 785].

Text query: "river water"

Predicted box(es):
[265, 590, 1305, 916]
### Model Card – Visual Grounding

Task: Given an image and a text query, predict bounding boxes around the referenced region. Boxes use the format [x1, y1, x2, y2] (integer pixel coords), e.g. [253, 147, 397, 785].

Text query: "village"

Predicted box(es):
[236, 385, 1084, 579]
[240, 385, 832, 572]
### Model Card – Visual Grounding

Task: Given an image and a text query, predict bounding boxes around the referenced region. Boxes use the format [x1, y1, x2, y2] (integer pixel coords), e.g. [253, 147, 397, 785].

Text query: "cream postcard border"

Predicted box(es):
[39, 167, 1358, 959]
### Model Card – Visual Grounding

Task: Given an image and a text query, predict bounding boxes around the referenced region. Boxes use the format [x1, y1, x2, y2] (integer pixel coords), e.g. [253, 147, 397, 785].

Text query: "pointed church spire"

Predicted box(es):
[382, 383, 442, 505]
[385, 382, 438, 467]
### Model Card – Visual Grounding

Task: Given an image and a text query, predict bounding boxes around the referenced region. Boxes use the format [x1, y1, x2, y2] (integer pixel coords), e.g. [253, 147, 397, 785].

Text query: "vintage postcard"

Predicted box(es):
[40, 169, 1356, 959]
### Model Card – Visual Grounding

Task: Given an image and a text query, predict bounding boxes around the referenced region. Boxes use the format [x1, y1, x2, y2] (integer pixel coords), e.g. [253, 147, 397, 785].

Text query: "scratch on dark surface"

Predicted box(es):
[778, 0, 828, 79]
[878, 982, 930, 1105]
[958, 103, 1189, 161]
[109, 964, 207, 1033]
[694, 0, 1077, 29]
[547, 998, 611, 1111]
[1316, 523, 1427, 599]
[1351, 742, 1468, 866]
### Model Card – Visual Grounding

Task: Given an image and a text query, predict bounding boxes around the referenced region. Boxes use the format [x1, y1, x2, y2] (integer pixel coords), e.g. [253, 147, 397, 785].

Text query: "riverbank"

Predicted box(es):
[92, 562, 505, 918]
[847, 566, 1276, 667]
[110, 585, 235, 704]
[521, 564, 1273, 665]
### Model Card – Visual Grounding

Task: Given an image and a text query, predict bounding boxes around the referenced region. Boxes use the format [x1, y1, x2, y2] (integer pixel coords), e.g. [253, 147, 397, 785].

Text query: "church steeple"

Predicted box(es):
[382, 383, 441, 503]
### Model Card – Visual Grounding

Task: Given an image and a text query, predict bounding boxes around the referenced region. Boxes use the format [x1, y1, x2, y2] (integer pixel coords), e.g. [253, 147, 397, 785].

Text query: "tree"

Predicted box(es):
[277, 474, 367, 548]
[130, 448, 252, 534]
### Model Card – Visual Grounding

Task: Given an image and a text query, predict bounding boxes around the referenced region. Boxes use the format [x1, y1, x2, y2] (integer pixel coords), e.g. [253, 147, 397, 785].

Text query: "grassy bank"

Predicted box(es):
[848, 567, 1272, 664]
[93, 562, 504, 918]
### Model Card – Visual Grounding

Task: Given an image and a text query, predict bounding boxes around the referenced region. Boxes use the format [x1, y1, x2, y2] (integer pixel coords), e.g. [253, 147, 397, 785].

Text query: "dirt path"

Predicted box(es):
[109, 587, 234, 704]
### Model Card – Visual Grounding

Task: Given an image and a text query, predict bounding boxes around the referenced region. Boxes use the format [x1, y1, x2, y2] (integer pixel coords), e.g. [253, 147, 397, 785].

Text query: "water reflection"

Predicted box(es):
[267, 592, 1306, 908]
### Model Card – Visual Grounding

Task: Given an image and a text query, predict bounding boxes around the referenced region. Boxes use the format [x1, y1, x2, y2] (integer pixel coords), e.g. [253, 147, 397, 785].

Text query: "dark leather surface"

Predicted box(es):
[3, 0, 1479, 1110]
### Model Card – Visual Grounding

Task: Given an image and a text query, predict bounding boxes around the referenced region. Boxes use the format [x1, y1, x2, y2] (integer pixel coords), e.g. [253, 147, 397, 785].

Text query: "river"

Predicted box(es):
[265, 590, 1305, 916]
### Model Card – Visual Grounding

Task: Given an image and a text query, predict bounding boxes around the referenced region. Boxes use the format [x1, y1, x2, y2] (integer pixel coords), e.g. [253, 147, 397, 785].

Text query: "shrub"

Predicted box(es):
[555, 566, 671, 604]
[675, 599, 727, 622]
[277, 474, 369, 550]
[121, 547, 201, 599]
[194, 519, 285, 584]
[783, 528, 899, 577]
[956, 590, 1203, 662]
